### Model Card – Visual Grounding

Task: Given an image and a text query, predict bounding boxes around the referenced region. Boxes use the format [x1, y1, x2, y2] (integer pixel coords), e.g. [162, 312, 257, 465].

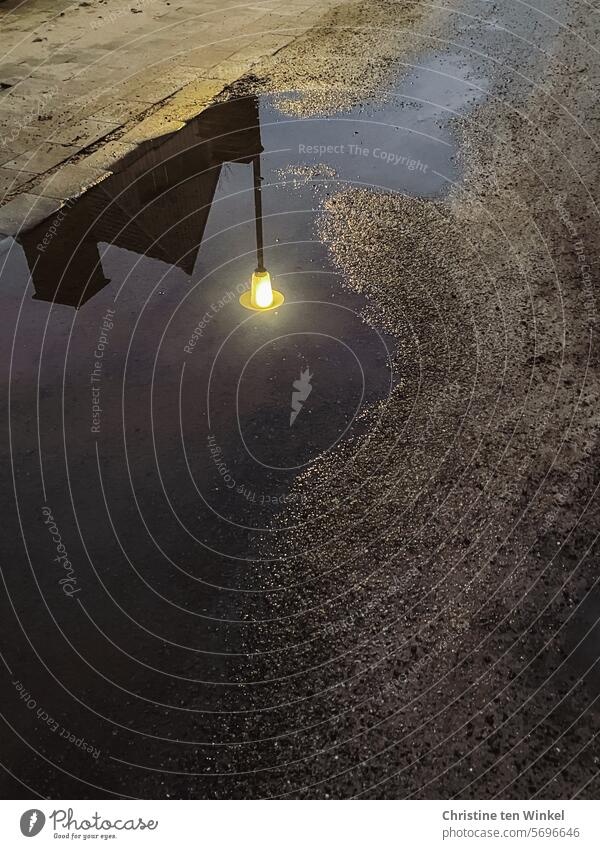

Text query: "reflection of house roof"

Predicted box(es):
[21, 215, 111, 308]
[19, 96, 262, 307]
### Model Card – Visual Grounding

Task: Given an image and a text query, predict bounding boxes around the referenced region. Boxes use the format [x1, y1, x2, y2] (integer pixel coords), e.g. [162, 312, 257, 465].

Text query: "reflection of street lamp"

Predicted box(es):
[240, 154, 284, 311]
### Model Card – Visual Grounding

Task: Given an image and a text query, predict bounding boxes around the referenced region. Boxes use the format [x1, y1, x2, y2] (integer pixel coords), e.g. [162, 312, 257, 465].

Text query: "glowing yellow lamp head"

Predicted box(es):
[252, 269, 273, 308]
[240, 268, 285, 311]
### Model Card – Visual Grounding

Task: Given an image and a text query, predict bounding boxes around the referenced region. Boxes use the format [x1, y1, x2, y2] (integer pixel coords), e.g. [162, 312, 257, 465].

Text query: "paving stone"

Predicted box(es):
[119, 115, 186, 144]
[0, 192, 63, 236]
[0, 76, 59, 99]
[87, 99, 151, 124]
[37, 117, 122, 147]
[158, 64, 207, 87]
[0, 236, 14, 258]
[21, 62, 81, 83]
[113, 73, 191, 104]
[208, 58, 262, 83]
[180, 44, 241, 72]
[209, 31, 296, 79]
[235, 31, 298, 56]
[154, 78, 226, 122]
[0, 166, 34, 199]
[78, 140, 138, 170]
[31, 163, 109, 200]
[57, 77, 114, 105]
[0, 126, 57, 162]
[0, 64, 38, 85]
[2, 143, 80, 175]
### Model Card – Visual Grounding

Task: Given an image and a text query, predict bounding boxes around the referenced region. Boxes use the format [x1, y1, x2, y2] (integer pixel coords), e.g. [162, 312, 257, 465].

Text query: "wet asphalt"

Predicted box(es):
[1, 0, 600, 799]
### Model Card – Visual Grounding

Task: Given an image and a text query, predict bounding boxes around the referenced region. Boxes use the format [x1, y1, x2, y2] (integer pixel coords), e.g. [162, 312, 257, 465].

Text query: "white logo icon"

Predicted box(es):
[20, 809, 46, 837]
[290, 367, 313, 426]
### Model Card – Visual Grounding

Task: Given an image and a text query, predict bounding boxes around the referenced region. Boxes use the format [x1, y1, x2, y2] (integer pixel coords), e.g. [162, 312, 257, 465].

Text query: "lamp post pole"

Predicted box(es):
[239, 151, 284, 311]
[253, 154, 265, 273]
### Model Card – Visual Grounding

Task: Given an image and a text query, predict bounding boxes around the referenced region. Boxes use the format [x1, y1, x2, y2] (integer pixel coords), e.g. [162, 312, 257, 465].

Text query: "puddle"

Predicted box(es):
[0, 50, 487, 622]
[264, 49, 487, 196]
[2, 50, 486, 538]
[6, 94, 400, 540]
[0, 55, 487, 792]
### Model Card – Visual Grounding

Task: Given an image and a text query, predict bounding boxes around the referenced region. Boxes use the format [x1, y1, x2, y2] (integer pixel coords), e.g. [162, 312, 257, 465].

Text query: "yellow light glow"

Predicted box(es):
[239, 269, 285, 311]
[252, 270, 273, 308]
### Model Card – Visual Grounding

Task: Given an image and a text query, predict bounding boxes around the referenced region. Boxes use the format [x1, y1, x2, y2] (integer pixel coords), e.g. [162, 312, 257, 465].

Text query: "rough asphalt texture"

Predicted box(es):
[209, 0, 600, 799]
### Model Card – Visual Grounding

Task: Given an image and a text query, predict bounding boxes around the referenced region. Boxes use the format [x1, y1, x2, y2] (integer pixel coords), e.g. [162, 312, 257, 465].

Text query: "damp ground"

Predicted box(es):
[0, 46, 485, 796]
[2, 0, 600, 801]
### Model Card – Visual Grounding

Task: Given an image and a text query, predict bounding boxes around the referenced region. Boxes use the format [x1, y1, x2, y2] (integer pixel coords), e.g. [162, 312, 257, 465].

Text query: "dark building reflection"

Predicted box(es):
[19, 96, 263, 308]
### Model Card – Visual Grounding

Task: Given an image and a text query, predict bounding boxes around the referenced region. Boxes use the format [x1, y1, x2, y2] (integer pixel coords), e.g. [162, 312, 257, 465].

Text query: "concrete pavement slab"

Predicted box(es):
[0, 166, 34, 198]
[2, 143, 81, 175]
[119, 114, 186, 144]
[87, 100, 152, 125]
[31, 162, 109, 200]
[0, 191, 63, 235]
[76, 139, 138, 170]
[35, 116, 123, 147]
[149, 78, 225, 122]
